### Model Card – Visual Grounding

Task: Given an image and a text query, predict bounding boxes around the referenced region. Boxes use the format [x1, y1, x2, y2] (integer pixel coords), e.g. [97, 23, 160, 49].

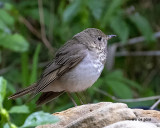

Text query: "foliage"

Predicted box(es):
[0, 0, 160, 127]
[0, 4, 29, 52]
[20, 111, 59, 128]
[0, 77, 59, 127]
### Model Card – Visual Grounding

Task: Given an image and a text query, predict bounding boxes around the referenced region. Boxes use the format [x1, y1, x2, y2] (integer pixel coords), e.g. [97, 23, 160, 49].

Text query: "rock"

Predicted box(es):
[133, 109, 160, 122]
[104, 121, 159, 128]
[37, 102, 160, 128]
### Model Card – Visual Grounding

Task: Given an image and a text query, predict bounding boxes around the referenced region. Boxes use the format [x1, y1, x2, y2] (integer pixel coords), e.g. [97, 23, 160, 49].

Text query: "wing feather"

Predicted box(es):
[34, 41, 87, 95]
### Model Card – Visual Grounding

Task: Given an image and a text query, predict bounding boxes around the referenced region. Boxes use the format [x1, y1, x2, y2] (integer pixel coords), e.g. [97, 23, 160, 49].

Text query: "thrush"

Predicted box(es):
[9, 28, 116, 106]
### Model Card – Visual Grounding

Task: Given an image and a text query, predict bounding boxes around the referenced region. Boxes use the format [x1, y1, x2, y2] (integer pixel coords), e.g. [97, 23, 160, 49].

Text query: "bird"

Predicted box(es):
[8, 28, 116, 106]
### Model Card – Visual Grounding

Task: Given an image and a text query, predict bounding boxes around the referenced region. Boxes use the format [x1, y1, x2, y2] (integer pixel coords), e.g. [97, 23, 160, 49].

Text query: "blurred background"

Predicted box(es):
[0, 0, 160, 127]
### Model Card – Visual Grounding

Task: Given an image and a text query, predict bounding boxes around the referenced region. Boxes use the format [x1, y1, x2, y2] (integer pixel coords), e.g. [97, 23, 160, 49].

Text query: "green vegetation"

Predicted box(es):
[0, 0, 160, 127]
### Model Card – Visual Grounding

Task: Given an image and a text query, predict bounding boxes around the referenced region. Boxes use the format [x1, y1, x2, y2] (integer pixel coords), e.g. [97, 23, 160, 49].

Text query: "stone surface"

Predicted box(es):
[104, 121, 159, 128]
[133, 109, 160, 123]
[37, 102, 160, 128]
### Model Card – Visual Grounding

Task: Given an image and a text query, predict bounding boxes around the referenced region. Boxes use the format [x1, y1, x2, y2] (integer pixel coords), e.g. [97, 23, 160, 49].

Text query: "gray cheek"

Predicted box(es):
[102, 39, 107, 48]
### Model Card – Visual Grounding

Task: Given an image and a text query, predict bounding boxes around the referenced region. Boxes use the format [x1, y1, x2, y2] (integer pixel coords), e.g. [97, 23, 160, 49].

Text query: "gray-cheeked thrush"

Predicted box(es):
[9, 28, 116, 106]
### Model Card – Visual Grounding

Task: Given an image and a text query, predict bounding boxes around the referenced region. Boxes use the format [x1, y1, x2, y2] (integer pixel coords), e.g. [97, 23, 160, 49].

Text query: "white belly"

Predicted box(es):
[43, 53, 104, 92]
[60, 53, 104, 92]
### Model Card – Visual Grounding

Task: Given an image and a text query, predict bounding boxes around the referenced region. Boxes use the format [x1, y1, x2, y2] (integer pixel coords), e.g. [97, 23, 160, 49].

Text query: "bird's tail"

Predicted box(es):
[8, 84, 36, 99]
[36, 91, 64, 106]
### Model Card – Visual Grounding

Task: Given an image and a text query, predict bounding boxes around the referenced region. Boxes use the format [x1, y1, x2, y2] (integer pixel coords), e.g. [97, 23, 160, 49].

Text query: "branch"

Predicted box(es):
[115, 31, 160, 47]
[19, 16, 54, 54]
[106, 31, 160, 70]
[116, 51, 160, 57]
[94, 87, 160, 103]
[0, 61, 50, 75]
[38, 0, 54, 54]
[19, 16, 41, 39]
[0, 66, 12, 75]
[150, 99, 160, 110]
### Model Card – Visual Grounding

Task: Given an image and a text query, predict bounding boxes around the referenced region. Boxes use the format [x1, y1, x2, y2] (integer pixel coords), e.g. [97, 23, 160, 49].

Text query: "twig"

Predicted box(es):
[94, 87, 160, 103]
[106, 31, 160, 70]
[0, 66, 12, 75]
[0, 61, 17, 75]
[115, 31, 160, 47]
[19, 17, 41, 39]
[143, 69, 158, 86]
[38, 0, 54, 54]
[19, 16, 55, 54]
[150, 99, 160, 110]
[116, 51, 160, 57]
[48, 0, 54, 42]
[0, 61, 49, 75]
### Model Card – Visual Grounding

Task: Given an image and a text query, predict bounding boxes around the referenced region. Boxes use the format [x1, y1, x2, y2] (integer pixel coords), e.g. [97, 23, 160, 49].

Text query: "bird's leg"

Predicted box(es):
[75, 92, 84, 105]
[67, 92, 77, 106]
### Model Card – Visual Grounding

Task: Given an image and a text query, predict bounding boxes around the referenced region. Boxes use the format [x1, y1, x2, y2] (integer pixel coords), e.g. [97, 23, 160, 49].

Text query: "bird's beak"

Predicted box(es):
[106, 35, 116, 40]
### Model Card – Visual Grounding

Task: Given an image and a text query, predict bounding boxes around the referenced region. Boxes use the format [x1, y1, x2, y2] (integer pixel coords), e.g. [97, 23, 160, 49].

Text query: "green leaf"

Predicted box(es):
[0, 51, 1, 63]
[9, 105, 30, 114]
[110, 16, 129, 43]
[106, 70, 142, 91]
[105, 70, 134, 98]
[63, 0, 82, 22]
[121, 77, 143, 91]
[106, 70, 123, 79]
[129, 13, 156, 43]
[3, 123, 10, 128]
[23, 7, 51, 27]
[21, 52, 29, 86]
[23, 8, 39, 21]
[87, 0, 104, 20]
[93, 78, 103, 88]
[0, 77, 7, 107]
[4, 123, 17, 128]
[0, 20, 11, 33]
[89, 78, 104, 96]
[20, 111, 60, 128]
[0, 10, 15, 27]
[0, 33, 29, 52]
[3, 3, 14, 11]
[106, 79, 133, 98]
[101, 0, 123, 27]
[29, 44, 41, 84]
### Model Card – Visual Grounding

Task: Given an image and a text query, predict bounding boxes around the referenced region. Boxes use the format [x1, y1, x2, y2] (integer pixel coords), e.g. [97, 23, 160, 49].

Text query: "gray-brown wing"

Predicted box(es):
[34, 42, 87, 95]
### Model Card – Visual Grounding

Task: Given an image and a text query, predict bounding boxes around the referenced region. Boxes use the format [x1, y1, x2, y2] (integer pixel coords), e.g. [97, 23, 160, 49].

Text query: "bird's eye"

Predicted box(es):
[98, 36, 102, 41]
